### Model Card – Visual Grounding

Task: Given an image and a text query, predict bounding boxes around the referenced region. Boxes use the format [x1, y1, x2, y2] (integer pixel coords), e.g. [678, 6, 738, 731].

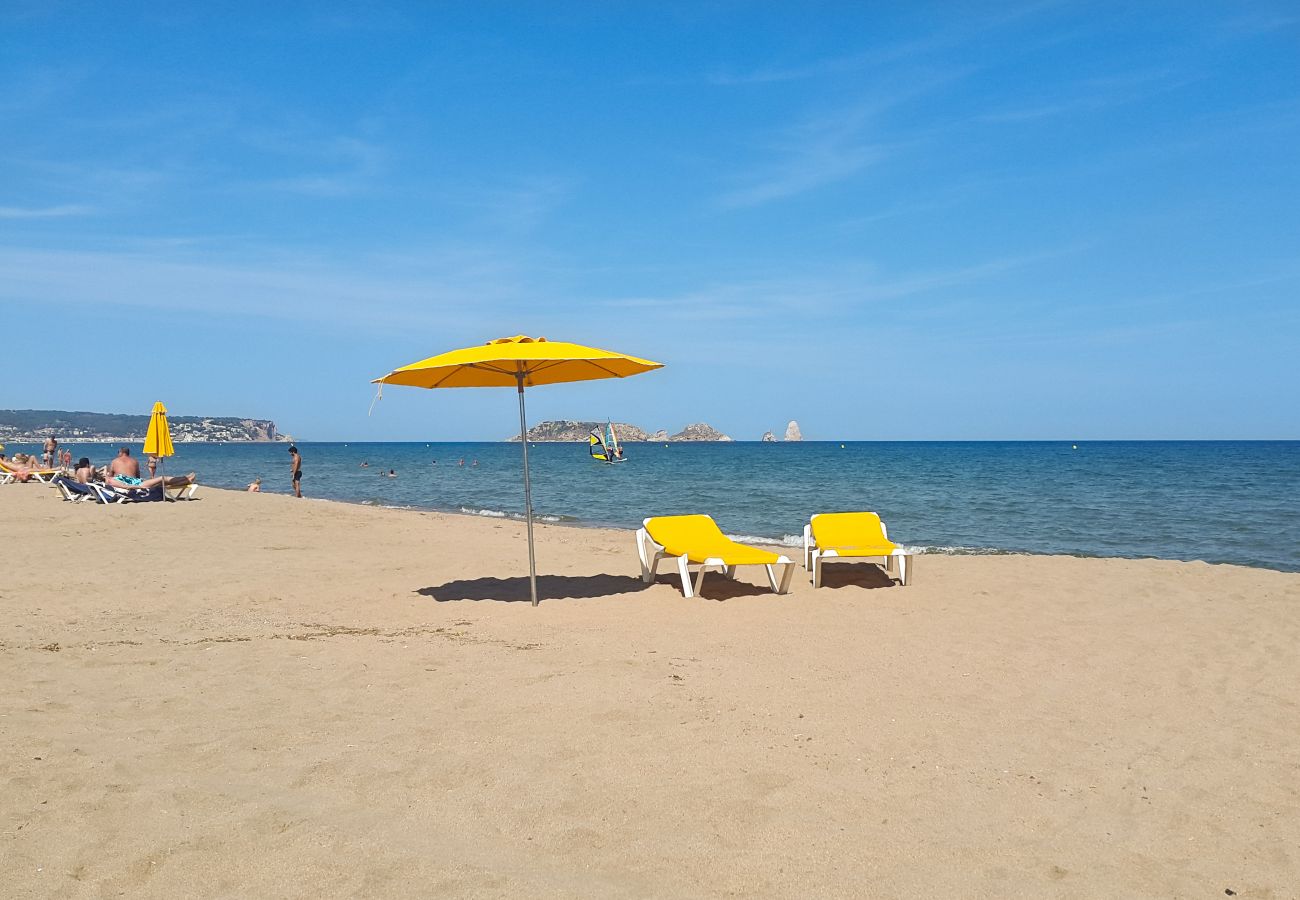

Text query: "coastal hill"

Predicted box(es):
[0, 409, 286, 443]
[508, 420, 733, 442]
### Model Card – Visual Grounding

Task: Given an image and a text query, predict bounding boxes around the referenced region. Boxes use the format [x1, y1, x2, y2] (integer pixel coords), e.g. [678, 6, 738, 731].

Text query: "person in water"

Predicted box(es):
[247, 478, 262, 492]
[288, 445, 302, 498]
[387, 469, 397, 478]
[42, 435, 58, 469]
[360, 461, 369, 468]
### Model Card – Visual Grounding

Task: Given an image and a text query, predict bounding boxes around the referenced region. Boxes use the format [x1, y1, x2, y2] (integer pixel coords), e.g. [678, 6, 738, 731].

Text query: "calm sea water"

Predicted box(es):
[9, 440, 1298, 572]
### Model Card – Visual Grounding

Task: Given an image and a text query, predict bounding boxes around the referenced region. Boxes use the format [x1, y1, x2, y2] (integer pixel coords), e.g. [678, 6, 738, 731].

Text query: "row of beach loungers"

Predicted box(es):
[637, 512, 913, 596]
[1, 459, 198, 503]
[52, 476, 198, 504]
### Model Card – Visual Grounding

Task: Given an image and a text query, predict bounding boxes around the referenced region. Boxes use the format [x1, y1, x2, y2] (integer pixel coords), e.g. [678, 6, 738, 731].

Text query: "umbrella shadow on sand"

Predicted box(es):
[418, 574, 649, 603]
[417, 571, 799, 602]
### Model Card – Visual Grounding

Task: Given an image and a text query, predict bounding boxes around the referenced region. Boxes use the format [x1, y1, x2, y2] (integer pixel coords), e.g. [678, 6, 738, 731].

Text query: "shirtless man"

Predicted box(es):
[109, 447, 141, 478]
[288, 445, 302, 498]
[43, 435, 58, 469]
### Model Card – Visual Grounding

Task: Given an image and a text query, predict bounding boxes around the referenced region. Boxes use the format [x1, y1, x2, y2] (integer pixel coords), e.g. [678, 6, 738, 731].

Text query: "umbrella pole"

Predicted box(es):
[516, 374, 539, 606]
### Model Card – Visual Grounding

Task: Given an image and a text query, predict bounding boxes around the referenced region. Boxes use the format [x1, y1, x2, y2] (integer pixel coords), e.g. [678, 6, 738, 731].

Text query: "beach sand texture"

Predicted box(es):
[3, 487, 1298, 898]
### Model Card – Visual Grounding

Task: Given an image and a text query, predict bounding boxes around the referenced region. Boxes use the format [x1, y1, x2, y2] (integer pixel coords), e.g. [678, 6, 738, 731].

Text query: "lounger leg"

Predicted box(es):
[694, 566, 709, 596]
[898, 554, 910, 586]
[775, 563, 795, 595]
[677, 555, 694, 598]
[813, 555, 823, 589]
[637, 529, 663, 584]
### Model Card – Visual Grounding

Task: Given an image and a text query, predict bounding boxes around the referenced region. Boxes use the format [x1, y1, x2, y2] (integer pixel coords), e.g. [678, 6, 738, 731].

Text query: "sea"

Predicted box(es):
[6, 440, 1298, 573]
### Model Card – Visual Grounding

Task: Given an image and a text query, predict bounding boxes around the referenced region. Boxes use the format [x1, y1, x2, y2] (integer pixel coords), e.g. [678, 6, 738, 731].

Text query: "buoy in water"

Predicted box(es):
[840, 444, 845, 449]
[1072, 444, 1078, 450]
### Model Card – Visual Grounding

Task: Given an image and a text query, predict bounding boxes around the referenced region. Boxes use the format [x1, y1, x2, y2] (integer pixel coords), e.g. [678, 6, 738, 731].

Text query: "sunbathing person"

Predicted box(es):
[74, 457, 98, 484]
[109, 447, 141, 478]
[3, 453, 45, 481]
[106, 471, 198, 492]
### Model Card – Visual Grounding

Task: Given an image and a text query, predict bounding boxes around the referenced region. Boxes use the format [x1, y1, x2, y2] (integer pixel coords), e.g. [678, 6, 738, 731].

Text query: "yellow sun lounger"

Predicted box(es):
[804, 512, 913, 587]
[637, 514, 796, 598]
[0, 459, 60, 484]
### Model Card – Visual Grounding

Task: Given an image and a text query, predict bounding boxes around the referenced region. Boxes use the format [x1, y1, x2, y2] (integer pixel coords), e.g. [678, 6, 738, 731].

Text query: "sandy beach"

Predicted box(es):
[2, 485, 1297, 898]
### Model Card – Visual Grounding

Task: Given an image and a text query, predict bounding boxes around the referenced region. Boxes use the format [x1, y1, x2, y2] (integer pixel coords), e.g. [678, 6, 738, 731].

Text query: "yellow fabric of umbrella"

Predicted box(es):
[143, 401, 174, 459]
[375, 335, 662, 389]
[372, 335, 663, 606]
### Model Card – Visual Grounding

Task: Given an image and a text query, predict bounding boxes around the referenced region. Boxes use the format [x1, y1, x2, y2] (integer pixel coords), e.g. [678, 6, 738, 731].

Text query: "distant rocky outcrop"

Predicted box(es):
[508, 420, 732, 442]
[509, 421, 651, 443]
[671, 423, 733, 442]
[784, 420, 803, 442]
[761, 431, 776, 442]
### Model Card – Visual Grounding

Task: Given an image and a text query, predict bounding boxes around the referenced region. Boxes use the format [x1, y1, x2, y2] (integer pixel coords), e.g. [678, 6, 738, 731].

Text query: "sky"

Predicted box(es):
[1, 2, 1297, 440]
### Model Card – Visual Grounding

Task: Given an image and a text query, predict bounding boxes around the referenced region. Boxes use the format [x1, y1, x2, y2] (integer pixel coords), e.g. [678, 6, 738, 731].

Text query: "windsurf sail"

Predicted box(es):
[607, 421, 626, 462]
[588, 430, 609, 462]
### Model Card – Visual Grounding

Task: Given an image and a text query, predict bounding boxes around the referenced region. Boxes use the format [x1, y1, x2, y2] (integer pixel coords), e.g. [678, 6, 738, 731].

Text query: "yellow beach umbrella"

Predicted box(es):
[373, 335, 663, 605]
[144, 401, 174, 459]
[143, 401, 174, 499]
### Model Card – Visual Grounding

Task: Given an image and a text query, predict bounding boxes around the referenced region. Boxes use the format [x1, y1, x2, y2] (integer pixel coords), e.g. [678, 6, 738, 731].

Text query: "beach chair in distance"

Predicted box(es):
[53, 476, 94, 502]
[165, 481, 199, 501]
[636, 514, 796, 598]
[52, 476, 122, 504]
[804, 512, 913, 587]
[0, 459, 60, 484]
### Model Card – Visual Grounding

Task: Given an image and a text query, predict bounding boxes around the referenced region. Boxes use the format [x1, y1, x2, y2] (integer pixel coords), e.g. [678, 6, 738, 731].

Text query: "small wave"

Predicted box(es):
[460, 506, 508, 518]
[725, 533, 805, 549]
[899, 544, 1013, 556]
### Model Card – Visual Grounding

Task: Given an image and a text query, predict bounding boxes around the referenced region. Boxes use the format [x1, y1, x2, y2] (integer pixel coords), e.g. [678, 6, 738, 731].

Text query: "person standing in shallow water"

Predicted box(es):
[288, 445, 302, 498]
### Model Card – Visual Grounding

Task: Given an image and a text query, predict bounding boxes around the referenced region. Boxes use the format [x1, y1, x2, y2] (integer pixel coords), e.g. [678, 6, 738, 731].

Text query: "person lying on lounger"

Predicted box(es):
[74, 457, 98, 484]
[106, 471, 198, 492]
[3, 453, 45, 481]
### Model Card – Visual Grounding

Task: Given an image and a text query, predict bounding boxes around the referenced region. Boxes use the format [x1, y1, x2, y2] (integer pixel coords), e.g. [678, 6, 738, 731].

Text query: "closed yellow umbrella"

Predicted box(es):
[373, 335, 663, 605]
[143, 401, 175, 499]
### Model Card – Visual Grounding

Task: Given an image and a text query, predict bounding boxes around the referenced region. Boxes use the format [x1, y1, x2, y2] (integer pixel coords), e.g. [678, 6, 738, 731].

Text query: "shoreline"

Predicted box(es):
[307, 489, 1300, 575]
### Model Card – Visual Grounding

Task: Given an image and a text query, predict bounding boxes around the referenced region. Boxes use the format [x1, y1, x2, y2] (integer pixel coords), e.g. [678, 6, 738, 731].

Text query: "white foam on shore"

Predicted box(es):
[461, 506, 507, 518]
[725, 533, 805, 549]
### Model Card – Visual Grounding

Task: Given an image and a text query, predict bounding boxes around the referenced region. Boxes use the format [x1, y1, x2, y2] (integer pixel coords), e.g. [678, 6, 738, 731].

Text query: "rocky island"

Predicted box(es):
[0, 409, 288, 443]
[509, 420, 733, 442]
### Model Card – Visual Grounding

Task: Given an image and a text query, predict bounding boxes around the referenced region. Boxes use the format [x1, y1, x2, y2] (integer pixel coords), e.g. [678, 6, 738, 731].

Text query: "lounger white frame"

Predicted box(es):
[803, 514, 913, 588]
[0, 462, 59, 484]
[166, 482, 199, 501]
[636, 518, 796, 598]
[53, 478, 93, 502]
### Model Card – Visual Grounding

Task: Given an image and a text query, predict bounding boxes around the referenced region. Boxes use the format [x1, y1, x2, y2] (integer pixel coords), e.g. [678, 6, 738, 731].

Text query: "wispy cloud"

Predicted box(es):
[605, 252, 1055, 323]
[975, 68, 1200, 124]
[248, 134, 389, 197]
[0, 203, 95, 219]
[0, 243, 532, 336]
[718, 136, 886, 209]
[706, 2, 1064, 87]
[463, 176, 574, 232]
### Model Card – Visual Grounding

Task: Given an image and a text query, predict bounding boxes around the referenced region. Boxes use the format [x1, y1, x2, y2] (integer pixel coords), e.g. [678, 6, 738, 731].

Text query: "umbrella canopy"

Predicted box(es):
[376, 335, 662, 389]
[373, 335, 663, 605]
[143, 401, 174, 459]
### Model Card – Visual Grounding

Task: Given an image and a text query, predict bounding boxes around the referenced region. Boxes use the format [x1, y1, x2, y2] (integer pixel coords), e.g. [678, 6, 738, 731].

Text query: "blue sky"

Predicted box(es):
[2, 2, 1297, 440]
